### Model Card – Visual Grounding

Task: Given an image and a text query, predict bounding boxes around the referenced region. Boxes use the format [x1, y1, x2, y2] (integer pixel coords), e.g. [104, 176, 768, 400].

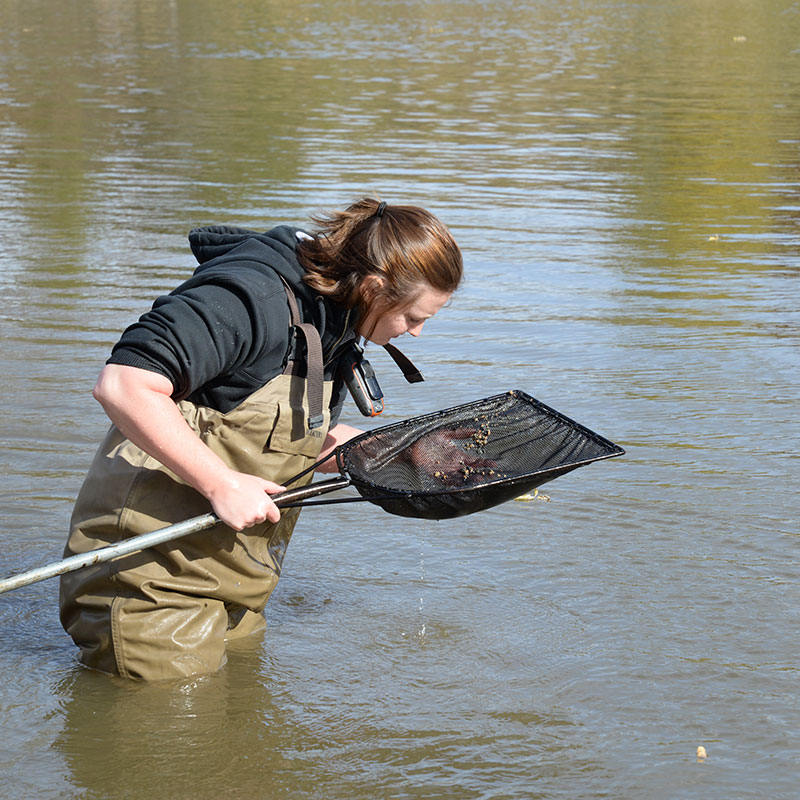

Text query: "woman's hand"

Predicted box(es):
[206, 470, 286, 530]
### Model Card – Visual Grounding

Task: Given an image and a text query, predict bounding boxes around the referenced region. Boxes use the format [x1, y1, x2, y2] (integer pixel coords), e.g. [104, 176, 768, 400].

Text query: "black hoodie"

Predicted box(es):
[108, 225, 354, 418]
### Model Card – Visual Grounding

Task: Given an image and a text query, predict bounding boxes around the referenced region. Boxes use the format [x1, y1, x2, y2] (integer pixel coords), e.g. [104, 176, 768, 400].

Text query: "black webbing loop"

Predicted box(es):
[383, 343, 425, 383]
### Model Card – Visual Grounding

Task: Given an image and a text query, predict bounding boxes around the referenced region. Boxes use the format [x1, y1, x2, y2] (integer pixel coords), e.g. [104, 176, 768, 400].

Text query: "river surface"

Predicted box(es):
[1, 1, 798, 798]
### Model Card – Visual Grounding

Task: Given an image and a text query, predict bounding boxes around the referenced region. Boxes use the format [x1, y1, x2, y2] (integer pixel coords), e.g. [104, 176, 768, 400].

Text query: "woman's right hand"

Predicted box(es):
[207, 470, 286, 531]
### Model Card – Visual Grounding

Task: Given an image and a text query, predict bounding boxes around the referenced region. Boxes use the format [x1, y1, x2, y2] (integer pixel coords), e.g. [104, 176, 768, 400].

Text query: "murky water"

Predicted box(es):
[1, 1, 798, 797]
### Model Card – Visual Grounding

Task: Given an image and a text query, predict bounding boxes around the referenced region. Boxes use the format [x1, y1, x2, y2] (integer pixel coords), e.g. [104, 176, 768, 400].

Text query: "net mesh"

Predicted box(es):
[336, 389, 624, 520]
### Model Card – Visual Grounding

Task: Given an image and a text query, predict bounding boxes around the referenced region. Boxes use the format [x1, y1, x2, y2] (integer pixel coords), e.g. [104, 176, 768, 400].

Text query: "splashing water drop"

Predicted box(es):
[418, 533, 427, 639]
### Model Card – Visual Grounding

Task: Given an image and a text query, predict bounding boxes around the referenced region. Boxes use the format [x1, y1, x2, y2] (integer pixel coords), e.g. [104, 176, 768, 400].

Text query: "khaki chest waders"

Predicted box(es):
[60, 283, 333, 681]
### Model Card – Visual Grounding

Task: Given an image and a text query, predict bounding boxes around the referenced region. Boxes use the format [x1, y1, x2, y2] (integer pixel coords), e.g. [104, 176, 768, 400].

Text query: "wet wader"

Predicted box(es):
[60, 283, 333, 681]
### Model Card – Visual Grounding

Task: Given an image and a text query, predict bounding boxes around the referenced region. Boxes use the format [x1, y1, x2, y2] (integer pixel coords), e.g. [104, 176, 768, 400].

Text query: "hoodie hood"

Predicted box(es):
[185, 224, 356, 360]
[189, 224, 312, 294]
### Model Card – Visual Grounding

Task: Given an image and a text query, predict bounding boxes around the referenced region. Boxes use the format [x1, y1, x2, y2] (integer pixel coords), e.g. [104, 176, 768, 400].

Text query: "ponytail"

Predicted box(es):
[298, 198, 462, 315]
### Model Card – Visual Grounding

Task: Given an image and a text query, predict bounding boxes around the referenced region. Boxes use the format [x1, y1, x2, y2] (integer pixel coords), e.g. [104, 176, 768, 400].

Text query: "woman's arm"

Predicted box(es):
[92, 363, 285, 530]
[314, 422, 365, 472]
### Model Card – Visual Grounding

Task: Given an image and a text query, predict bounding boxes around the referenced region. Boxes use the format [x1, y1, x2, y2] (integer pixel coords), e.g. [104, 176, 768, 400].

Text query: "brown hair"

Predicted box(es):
[298, 198, 463, 316]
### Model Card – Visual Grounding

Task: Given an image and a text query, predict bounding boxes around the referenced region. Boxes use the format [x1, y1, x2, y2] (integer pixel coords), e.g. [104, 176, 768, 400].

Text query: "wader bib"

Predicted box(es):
[60, 283, 334, 681]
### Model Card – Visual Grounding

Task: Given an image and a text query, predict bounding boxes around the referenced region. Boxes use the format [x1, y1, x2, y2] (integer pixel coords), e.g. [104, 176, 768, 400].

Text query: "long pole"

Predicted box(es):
[0, 513, 218, 594]
[0, 476, 350, 595]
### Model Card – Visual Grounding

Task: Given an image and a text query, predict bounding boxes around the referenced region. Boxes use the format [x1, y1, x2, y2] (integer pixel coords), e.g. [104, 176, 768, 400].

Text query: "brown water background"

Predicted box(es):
[1, 1, 798, 798]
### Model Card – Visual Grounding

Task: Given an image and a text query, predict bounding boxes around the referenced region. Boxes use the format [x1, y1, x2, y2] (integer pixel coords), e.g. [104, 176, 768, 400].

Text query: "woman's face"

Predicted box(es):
[358, 282, 451, 346]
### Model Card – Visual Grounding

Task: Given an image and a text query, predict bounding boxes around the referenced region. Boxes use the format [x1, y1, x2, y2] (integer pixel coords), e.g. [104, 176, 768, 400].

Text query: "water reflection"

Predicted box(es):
[53, 645, 292, 798]
[53, 624, 588, 798]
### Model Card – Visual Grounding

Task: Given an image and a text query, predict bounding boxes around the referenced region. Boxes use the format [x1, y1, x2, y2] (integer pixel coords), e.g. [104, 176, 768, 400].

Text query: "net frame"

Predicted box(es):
[333, 389, 625, 520]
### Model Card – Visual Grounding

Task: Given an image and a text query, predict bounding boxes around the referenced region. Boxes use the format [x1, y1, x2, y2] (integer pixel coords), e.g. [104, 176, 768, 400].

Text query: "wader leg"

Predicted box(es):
[64, 587, 266, 679]
[109, 587, 230, 681]
[61, 591, 118, 677]
[62, 583, 229, 681]
[225, 605, 267, 641]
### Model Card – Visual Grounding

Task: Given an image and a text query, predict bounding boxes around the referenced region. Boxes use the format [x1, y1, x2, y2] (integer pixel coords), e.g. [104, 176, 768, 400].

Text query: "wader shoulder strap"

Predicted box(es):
[278, 277, 325, 429]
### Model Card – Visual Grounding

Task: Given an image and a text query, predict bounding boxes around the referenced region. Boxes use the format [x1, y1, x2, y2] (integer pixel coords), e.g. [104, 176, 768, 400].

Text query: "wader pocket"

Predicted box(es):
[267, 399, 328, 459]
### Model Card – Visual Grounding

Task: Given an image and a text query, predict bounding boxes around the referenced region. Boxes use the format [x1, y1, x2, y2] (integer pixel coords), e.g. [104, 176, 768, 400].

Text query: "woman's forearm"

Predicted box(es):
[315, 423, 365, 472]
[92, 364, 284, 528]
[93, 364, 230, 495]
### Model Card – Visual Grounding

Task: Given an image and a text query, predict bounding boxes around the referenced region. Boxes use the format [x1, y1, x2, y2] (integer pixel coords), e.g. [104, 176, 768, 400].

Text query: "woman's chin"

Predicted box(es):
[364, 335, 390, 346]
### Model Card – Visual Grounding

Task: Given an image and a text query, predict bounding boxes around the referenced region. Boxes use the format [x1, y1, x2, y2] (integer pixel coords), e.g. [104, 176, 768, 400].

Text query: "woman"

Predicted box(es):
[59, 198, 462, 681]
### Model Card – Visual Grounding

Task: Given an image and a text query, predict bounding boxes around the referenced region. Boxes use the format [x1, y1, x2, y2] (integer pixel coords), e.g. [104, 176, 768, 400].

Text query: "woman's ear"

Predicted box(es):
[359, 273, 387, 304]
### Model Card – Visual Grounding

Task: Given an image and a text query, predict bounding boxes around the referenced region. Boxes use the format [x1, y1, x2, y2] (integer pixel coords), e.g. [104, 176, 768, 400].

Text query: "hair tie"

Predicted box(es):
[375, 201, 387, 219]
